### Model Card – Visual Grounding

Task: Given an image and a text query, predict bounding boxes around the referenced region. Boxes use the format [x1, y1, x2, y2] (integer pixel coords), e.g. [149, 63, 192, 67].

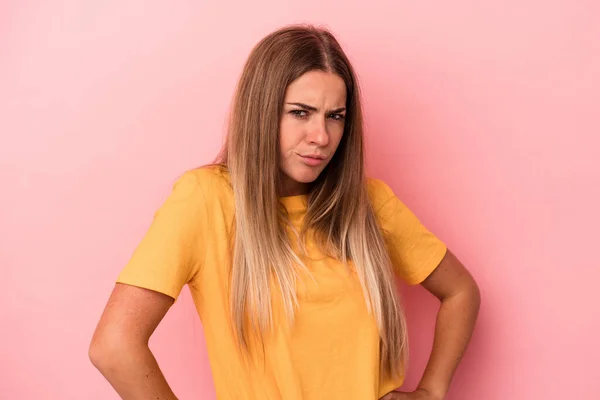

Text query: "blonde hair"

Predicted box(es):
[216, 24, 407, 379]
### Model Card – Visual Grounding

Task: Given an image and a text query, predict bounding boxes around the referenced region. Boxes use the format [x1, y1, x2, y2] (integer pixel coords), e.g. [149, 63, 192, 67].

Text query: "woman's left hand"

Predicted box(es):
[379, 388, 443, 400]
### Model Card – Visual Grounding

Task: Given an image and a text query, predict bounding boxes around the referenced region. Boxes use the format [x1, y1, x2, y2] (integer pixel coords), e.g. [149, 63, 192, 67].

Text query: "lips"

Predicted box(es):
[297, 153, 326, 166]
[301, 154, 325, 160]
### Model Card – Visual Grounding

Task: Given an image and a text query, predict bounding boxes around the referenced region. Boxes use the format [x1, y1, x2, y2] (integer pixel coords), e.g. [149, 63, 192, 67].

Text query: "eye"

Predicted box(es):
[290, 109, 308, 118]
[328, 113, 345, 121]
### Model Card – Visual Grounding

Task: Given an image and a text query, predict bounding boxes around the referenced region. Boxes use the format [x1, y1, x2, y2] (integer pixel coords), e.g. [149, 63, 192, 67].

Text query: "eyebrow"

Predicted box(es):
[285, 102, 346, 113]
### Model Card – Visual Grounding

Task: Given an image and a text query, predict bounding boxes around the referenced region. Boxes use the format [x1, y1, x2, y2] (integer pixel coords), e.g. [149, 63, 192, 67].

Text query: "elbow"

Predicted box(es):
[89, 328, 150, 374]
[472, 278, 481, 301]
[88, 334, 114, 371]
[465, 279, 481, 315]
[449, 278, 481, 313]
[88, 330, 130, 372]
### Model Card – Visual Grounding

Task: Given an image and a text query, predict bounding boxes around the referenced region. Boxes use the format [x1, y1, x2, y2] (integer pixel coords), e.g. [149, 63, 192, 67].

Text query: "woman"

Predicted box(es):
[89, 25, 480, 400]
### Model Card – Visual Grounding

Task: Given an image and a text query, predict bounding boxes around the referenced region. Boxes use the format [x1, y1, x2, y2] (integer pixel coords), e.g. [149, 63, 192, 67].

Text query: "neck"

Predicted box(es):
[279, 173, 310, 197]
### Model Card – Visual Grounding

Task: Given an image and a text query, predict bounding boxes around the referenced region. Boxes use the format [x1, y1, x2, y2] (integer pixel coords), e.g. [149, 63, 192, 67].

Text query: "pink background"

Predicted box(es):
[1, 1, 599, 399]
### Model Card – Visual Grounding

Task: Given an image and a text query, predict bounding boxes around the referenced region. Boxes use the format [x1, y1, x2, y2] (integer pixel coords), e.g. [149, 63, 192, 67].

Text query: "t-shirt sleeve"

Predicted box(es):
[116, 171, 208, 300]
[369, 179, 447, 285]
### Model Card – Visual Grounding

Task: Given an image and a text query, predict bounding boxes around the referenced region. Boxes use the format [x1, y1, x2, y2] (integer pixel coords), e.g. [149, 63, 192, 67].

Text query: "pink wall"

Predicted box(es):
[1, 1, 599, 399]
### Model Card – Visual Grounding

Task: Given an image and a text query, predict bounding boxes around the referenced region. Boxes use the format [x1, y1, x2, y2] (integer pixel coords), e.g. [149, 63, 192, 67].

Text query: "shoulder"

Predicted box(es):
[173, 164, 231, 196]
[169, 164, 234, 216]
[178, 163, 230, 187]
[366, 177, 397, 212]
[157, 164, 232, 212]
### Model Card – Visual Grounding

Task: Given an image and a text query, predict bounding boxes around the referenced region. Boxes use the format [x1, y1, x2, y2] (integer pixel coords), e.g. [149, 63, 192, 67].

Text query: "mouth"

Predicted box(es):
[297, 153, 327, 166]
[301, 153, 326, 160]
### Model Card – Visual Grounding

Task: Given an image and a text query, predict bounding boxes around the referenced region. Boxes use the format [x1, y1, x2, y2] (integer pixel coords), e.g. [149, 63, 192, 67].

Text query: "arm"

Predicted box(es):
[370, 180, 480, 399]
[89, 283, 178, 400]
[395, 249, 481, 399]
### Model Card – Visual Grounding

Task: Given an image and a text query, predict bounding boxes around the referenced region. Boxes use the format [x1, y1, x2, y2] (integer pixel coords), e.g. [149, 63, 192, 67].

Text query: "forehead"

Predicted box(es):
[284, 70, 347, 105]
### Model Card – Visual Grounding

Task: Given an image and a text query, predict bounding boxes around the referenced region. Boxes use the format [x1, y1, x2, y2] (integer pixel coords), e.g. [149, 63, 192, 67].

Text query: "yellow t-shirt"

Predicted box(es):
[116, 165, 447, 400]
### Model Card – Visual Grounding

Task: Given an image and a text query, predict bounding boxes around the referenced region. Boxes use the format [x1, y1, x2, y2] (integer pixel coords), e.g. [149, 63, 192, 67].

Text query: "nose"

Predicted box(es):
[306, 116, 329, 147]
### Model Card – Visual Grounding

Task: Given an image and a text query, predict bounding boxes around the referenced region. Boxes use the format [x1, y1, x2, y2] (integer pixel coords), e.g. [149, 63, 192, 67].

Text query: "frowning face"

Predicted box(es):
[278, 70, 347, 197]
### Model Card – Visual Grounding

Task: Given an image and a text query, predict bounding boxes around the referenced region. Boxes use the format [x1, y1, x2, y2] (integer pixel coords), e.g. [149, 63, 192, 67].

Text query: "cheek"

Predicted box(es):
[329, 126, 345, 150]
[279, 120, 302, 155]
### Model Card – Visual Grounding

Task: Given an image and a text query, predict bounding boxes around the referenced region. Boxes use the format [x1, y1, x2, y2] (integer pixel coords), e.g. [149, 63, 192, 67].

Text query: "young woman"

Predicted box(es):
[89, 25, 480, 400]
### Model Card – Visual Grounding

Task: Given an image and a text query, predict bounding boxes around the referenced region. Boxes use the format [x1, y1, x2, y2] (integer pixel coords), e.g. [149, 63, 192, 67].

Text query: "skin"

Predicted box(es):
[380, 250, 481, 399]
[278, 70, 347, 196]
[89, 284, 176, 399]
[89, 70, 480, 400]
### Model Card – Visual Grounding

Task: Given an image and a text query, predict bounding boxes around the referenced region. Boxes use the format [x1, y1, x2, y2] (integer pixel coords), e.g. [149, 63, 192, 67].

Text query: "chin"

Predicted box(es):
[289, 169, 323, 184]
[291, 174, 319, 184]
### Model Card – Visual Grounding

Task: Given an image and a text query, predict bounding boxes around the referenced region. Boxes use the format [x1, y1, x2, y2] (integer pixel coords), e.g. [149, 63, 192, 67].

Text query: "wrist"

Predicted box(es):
[416, 384, 446, 400]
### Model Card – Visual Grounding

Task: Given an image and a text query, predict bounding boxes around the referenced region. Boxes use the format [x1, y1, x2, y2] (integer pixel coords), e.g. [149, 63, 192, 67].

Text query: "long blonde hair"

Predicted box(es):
[216, 24, 407, 379]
